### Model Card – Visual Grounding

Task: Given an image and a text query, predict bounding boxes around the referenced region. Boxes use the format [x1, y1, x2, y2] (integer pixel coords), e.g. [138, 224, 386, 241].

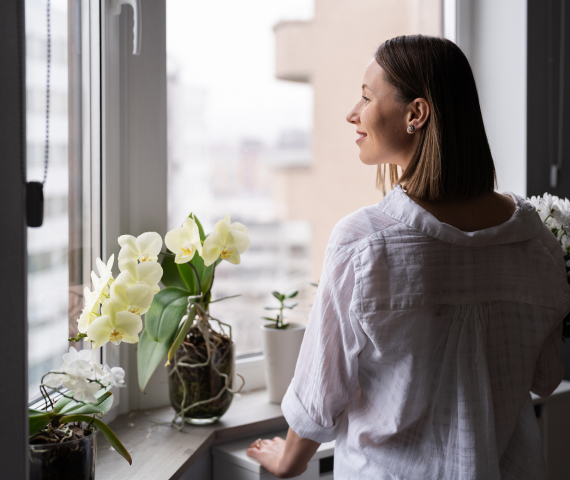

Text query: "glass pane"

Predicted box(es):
[25, 0, 86, 399]
[167, 1, 314, 356]
[166, 1, 442, 356]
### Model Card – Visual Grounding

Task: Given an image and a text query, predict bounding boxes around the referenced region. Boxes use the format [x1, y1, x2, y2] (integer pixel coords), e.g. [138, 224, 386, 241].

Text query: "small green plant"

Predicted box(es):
[262, 290, 298, 329]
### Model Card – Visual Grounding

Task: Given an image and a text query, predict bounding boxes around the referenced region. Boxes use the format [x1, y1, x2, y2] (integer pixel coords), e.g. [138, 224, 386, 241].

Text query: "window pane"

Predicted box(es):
[166, 1, 442, 356]
[26, 0, 89, 399]
[167, 1, 314, 356]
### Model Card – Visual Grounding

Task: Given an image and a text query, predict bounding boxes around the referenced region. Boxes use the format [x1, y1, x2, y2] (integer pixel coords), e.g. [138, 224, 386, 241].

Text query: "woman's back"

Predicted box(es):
[282, 186, 570, 479]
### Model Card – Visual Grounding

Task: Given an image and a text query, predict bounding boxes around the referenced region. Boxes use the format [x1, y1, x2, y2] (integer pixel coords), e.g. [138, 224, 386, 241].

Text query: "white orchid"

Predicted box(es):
[110, 281, 155, 316]
[114, 259, 163, 293]
[165, 216, 203, 264]
[44, 347, 101, 403]
[86, 298, 143, 349]
[77, 287, 101, 333]
[91, 254, 115, 303]
[202, 214, 251, 266]
[100, 365, 126, 388]
[118, 232, 162, 268]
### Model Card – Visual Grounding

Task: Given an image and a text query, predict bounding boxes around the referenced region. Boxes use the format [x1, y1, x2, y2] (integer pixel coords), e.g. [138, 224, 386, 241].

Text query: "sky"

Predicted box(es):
[166, 0, 314, 145]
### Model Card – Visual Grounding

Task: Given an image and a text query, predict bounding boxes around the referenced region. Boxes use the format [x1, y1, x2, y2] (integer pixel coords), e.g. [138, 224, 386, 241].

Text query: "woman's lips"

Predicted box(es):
[356, 131, 367, 143]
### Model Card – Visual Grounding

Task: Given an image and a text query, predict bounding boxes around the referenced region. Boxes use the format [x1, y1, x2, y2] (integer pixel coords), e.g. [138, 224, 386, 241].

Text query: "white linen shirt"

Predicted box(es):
[282, 185, 570, 480]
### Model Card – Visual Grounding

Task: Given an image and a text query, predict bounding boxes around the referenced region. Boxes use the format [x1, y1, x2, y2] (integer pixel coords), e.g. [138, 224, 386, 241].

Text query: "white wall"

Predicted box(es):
[456, 0, 528, 196]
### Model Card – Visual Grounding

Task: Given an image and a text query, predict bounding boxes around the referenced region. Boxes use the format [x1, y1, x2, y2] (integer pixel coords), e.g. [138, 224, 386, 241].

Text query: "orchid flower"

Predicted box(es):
[115, 258, 163, 293]
[164, 216, 203, 264]
[86, 298, 143, 349]
[110, 281, 155, 316]
[91, 254, 115, 302]
[77, 287, 101, 333]
[118, 232, 163, 268]
[44, 347, 101, 403]
[202, 214, 251, 266]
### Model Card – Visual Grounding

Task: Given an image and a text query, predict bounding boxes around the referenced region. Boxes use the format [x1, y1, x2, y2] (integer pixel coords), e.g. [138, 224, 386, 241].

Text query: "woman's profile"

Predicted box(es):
[247, 35, 570, 479]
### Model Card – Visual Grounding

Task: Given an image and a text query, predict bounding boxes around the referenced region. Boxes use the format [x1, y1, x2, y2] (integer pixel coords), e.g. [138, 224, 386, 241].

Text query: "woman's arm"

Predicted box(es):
[246, 427, 320, 478]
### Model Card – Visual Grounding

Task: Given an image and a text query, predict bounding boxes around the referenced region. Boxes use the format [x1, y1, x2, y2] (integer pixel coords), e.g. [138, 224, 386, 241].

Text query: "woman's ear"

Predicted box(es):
[406, 98, 430, 131]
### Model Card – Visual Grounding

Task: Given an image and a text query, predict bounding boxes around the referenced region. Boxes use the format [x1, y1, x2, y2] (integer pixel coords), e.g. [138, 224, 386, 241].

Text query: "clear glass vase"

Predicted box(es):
[29, 426, 96, 480]
[168, 324, 235, 424]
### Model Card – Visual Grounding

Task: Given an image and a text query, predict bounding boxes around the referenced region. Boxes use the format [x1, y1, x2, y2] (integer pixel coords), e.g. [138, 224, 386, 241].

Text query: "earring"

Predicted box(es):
[407, 124, 415, 133]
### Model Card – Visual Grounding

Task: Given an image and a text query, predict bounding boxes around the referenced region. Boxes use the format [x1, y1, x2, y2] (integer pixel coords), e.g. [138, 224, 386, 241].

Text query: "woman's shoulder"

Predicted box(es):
[329, 203, 401, 250]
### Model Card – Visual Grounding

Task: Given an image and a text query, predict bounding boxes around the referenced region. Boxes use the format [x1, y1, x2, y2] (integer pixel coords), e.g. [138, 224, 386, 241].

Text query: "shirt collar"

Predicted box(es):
[378, 185, 543, 246]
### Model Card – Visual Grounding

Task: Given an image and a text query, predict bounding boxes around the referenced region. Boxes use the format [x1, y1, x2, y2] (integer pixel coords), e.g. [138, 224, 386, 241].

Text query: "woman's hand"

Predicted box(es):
[246, 428, 320, 478]
[246, 436, 295, 478]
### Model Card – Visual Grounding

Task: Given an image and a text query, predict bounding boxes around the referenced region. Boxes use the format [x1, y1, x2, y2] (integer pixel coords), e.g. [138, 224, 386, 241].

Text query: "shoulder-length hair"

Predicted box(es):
[375, 35, 496, 201]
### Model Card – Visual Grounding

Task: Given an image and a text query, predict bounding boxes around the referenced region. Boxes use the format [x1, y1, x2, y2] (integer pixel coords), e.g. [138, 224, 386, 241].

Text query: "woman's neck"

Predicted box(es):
[406, 191, 516, 232]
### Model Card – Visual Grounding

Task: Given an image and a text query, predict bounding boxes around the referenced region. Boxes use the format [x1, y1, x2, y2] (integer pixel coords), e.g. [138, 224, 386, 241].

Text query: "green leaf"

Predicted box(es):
[272, 291, 282, 300]
[137, 330, 171, 393]
[283, 302, 298, 309]
[287, 290, 299, 299]
[145, 287, 189, 342]
[177, 262, 200, 295]
[29, 408, 53, 437]
[54, 387, 111, 414]
[59, 415, 132, 465]
[52, 394, 74, 414]
[191, 213, 206, 242]
[262, 317, 277, 322]
[166, 309, 194, 366]
[160, 254, 190, 290]
[264, 306, 280, 310]
[59, 392, 114, 415]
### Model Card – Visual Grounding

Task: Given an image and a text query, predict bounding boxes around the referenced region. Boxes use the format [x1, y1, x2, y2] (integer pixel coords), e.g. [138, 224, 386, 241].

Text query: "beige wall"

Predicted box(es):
[274, 0, 442, 280]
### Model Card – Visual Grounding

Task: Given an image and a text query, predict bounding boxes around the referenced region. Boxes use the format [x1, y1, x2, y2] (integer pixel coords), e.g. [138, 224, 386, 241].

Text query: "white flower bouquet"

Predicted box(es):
[528, 193, 570, 338]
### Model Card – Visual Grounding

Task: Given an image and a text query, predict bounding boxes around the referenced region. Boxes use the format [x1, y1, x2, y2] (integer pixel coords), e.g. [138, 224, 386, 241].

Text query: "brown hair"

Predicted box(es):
[374, 35, 496, 201]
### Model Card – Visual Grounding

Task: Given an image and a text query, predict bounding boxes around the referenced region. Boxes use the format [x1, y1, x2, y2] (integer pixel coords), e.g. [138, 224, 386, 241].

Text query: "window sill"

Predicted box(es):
[95, 389, 286, 480]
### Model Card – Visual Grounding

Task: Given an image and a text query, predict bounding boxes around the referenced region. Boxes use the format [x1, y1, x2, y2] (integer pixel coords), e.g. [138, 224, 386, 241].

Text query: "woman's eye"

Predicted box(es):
[362, 96, 370, 103]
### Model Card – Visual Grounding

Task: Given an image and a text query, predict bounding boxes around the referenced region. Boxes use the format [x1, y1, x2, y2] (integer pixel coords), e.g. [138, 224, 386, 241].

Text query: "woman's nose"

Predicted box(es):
[346, 105, 359, 124]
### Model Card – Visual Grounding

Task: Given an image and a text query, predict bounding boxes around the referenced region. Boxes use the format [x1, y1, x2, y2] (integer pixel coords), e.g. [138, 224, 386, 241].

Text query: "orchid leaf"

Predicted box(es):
[166, 310, 194, 366]
[59, 415, 132, 465]
[191, 213, 206, 242]
[59, 392, 113, 415]
[177, 263, 201, 295]
[29, 408, 53, 437]
[137, 330, 171, 393]
[145, 287, 189, 342]
[160, 254, 190, 291]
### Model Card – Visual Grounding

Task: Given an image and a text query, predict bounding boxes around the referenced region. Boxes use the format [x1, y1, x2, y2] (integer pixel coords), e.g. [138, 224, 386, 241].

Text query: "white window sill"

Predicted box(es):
[95, 388, 285, 479]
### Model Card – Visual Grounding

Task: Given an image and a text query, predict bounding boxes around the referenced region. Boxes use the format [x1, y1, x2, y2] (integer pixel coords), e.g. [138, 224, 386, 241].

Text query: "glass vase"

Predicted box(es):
[29, 427, 96, 480]
[168, 324, 235, 425]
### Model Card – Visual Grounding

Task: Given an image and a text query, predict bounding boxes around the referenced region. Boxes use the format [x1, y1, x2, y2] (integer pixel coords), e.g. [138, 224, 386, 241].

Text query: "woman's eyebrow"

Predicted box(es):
[362, 84, 374, 93]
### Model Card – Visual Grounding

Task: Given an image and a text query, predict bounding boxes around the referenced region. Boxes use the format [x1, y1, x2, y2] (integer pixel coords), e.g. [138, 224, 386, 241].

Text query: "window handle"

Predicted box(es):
[111, 0, 142, 55]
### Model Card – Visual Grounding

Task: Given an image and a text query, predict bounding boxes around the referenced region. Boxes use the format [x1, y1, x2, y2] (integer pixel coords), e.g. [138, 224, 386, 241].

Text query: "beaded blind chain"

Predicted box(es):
[26, 0, 51, 227]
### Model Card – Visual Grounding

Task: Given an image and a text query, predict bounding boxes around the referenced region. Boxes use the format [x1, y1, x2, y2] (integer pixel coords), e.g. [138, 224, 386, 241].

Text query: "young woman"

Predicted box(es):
[247, 35, 570, 479]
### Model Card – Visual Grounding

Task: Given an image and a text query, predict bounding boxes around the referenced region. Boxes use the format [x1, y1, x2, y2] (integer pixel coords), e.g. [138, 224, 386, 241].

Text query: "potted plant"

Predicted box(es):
[30, 231, 165, 478]
[261, 290, 306, 403]
[137, 213, 250, 426]
[29, 346, 131, 480]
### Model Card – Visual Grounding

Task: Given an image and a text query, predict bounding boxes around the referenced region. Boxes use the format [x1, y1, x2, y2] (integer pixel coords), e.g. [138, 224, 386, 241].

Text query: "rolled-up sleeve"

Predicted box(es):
[531, 320, 564, 397]
[281, 243, 366, 443]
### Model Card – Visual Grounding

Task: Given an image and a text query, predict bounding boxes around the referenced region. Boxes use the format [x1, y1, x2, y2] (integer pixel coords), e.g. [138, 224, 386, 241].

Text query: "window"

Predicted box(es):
[166, 1, 443, 357]
[26, 0, 101, 399]
[167, 0, 314, 356]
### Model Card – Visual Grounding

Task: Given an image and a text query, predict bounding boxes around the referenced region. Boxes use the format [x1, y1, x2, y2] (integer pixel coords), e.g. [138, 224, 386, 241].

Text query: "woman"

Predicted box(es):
[247, 35, 570, 479]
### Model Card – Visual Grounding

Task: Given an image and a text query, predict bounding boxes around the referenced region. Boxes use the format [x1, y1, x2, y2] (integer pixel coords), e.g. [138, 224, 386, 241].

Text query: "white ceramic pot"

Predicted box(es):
[261, 322, 306, 404]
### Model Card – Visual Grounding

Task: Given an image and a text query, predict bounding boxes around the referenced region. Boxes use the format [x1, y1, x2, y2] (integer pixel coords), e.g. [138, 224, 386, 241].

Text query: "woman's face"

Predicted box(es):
[346, 60, 419, 169]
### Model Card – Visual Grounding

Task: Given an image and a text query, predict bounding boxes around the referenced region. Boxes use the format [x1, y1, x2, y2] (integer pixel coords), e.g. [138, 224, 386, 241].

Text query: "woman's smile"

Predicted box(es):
[356, 131, 367, 143]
